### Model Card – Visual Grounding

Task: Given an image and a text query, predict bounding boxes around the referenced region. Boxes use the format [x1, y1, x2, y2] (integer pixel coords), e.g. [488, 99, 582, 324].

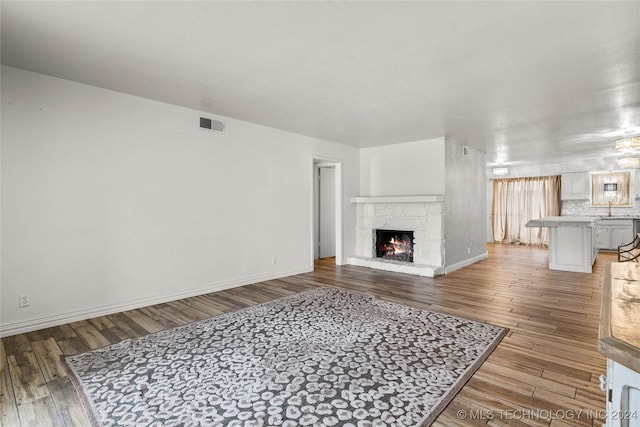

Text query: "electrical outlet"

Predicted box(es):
[271, 256, 277, 265]
[468, 247, 471, 254]
[19, 294, 30, 308]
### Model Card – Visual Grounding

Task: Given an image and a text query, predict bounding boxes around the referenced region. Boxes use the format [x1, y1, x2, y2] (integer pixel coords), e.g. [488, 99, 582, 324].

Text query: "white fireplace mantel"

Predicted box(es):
[350, 195, 444, 204]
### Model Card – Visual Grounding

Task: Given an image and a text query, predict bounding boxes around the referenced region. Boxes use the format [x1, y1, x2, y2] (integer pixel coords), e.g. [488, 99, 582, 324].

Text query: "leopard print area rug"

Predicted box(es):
[64, 287, 507, 426]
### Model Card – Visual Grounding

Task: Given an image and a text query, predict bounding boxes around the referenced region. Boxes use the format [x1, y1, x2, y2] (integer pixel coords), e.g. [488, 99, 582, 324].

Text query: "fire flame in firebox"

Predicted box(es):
[381, 237, 412, 255]
[376, 230, 414, 262]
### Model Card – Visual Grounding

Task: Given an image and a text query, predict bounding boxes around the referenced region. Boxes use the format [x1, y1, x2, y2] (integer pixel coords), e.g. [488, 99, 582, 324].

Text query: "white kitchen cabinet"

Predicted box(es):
[597, 219, 634, 250]
[526, 216, 597, 273]
[561, 172, 590, 200]
[605, 359, 640, 427]
[612, 227, 633, 249]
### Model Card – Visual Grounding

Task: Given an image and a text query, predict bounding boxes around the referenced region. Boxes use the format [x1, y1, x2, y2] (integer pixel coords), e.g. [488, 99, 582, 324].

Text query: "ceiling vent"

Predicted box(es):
[199, 116, 225, 133]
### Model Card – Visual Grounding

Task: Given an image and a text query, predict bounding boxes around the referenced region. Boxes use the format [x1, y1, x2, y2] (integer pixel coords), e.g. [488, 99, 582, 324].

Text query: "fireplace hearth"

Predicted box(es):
[375, 229, 414, 262]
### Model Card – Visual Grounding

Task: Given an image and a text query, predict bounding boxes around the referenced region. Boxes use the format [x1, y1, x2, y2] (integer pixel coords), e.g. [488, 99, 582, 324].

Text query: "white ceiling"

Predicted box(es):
[2, 1, 640, 166]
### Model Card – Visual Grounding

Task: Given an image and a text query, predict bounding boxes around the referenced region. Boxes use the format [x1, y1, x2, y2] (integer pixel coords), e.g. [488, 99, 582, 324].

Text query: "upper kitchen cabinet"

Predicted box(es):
[561, 172, 589, 200]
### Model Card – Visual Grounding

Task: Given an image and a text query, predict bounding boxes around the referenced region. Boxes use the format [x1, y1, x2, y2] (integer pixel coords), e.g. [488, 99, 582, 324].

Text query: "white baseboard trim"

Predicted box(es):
[444, 252, 489, 274]
[0, 266, 312, 338]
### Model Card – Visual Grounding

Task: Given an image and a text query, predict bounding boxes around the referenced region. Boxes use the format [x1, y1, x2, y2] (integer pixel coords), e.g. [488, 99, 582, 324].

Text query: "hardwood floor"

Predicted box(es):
[1, 243, 613, 426]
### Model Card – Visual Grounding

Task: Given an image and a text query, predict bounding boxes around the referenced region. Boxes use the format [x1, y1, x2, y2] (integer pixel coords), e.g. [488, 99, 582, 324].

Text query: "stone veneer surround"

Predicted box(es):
[348, 196, 445, 277]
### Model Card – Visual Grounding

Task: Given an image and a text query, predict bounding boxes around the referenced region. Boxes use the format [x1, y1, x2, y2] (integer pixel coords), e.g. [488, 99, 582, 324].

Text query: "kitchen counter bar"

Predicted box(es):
[526, 216, 599, 227]
[599, 262, 640, 372]
[598, 263, 640, 426]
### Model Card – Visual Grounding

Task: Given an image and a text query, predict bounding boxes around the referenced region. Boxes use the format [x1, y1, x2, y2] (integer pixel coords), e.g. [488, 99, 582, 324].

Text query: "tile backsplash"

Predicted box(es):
[562, 199, 640, 217]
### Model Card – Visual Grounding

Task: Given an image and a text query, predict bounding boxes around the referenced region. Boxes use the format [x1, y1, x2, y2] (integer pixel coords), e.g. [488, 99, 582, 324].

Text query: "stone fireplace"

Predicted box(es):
[348, 195, 444, 277]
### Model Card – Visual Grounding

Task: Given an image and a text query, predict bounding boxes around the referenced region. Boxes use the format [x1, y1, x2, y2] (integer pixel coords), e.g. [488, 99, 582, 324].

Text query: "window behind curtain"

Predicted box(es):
[492, 175, 561, 245]
[591, 171, 630, 206]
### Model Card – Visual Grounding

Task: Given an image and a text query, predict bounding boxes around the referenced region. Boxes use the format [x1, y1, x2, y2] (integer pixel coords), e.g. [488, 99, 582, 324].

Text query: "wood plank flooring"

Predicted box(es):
[1, 243, 613, 426]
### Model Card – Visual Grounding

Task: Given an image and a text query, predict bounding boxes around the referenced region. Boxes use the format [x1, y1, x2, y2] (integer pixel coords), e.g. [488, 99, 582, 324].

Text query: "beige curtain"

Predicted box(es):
[591, 172, 630, 206]
[492, 175, 561, 245]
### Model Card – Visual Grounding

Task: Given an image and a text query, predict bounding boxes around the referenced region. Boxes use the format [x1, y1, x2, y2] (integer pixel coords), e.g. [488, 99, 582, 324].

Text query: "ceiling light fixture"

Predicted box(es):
[615, 136, 640, 152]
[617, 157, 640, 169]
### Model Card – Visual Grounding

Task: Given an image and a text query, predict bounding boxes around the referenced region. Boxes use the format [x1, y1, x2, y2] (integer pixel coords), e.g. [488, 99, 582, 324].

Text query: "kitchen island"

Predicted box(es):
[525, 216, 598, 273]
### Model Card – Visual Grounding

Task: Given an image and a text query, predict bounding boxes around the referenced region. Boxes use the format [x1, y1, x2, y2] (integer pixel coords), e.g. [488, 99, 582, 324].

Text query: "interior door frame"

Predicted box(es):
[310, 156, 343, 266]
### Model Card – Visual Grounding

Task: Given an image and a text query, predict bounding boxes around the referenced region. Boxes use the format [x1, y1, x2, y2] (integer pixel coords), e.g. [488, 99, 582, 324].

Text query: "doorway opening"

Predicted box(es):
[311, 158, 343, 266]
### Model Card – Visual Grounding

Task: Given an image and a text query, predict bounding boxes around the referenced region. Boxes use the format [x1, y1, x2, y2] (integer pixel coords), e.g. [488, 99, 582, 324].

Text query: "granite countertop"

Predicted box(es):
[598, 262, 640, 373]
[598, 216, 640, 220]
[525, 216, 599, 227]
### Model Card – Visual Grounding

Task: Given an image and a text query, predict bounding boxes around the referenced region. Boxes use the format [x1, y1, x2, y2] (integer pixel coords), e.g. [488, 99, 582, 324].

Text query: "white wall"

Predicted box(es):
[488, 157, 624, 179]
[359, 138, 445, 196]
[1, 66, 359, 336]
